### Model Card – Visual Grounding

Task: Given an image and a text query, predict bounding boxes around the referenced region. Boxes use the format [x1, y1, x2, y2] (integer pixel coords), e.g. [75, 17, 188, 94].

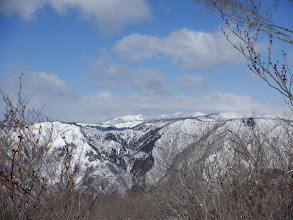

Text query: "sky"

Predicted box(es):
[0, 0, 293, 123]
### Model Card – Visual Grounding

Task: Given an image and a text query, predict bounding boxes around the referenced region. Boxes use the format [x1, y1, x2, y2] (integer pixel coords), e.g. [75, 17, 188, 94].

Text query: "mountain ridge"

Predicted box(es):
[31, 112, 291, 193]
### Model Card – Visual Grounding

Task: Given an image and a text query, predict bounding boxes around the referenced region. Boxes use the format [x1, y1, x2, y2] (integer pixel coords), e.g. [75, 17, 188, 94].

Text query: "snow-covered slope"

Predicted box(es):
[31, 113, 293, 192]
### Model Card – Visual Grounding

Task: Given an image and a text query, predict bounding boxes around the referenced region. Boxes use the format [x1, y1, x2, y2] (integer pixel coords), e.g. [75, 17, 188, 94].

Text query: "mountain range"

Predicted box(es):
[38, 112, 291, 193]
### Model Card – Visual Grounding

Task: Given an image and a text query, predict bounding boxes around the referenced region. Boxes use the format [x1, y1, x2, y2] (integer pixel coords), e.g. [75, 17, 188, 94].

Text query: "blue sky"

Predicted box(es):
[0, 0, 292, 122]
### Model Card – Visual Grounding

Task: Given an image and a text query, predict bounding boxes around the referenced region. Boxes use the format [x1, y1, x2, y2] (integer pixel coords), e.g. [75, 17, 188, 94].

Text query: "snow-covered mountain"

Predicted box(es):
[37, 112, 292, 192]
[101, 114, 145, 128]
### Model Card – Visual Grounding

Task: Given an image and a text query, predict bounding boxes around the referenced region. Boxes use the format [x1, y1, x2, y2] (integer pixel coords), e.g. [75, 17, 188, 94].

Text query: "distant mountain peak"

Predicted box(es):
[101, 114, 146, 128]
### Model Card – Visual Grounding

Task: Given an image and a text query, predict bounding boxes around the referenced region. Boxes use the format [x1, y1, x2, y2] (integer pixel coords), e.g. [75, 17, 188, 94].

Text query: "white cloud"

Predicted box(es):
[0, 0, 151, 32]
[3, 72, 73, 95]
[50, 0, 151, 32]
[89, 56, 170, 95]
[177, 74, 208, 90]
[114, 28, 246, 70]
[114, 34, 160, 61]
[28, 72, 73, 95]
[0, 0, 46, 19]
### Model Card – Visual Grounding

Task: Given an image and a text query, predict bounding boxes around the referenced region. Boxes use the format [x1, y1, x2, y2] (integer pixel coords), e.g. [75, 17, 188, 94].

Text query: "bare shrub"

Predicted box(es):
[0, 75, 99, 219]
[90, 188, 162, 220]
[147, 118, 293, 219]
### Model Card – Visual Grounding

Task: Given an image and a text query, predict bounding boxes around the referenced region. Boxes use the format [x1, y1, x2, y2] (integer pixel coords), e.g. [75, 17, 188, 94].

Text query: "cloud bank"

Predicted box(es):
[42, 90, 285, 122]
[0, 72, 285, 122]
